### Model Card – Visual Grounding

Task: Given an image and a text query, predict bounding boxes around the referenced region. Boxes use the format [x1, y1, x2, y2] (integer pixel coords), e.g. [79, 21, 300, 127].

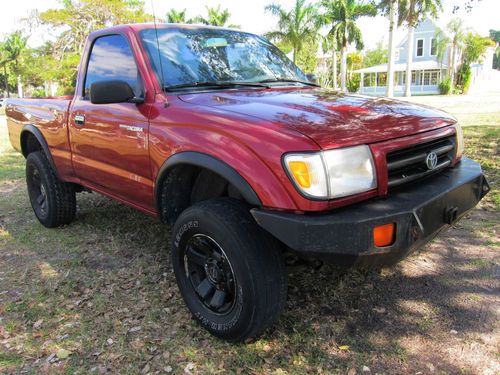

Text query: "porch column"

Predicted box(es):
[360, 72, 364, 92]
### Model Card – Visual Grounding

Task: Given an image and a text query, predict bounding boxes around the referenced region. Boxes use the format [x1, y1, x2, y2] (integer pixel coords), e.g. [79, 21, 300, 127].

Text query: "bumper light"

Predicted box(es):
[373, 223, 395, 247]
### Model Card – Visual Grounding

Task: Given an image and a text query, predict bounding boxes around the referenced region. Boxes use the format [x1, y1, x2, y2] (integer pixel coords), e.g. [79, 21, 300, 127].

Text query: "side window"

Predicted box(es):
[84, 35, 141, 99]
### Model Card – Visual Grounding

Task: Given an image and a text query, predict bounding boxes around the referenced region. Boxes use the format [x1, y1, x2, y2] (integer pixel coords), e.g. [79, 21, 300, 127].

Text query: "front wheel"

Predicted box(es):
[171, 198, 287, 342]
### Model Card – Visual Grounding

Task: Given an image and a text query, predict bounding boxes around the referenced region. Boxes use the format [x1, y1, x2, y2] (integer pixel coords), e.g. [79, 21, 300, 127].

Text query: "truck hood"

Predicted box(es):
[178, 88, 456, 149]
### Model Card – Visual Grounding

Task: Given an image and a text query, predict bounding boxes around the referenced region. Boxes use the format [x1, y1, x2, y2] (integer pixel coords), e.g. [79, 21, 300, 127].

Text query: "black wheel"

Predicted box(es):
[26, 151, 76, 228]
[171, 198, 287, 342]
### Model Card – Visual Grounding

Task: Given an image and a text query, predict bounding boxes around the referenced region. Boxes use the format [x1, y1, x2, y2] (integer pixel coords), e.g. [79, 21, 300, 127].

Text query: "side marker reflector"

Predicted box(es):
[373, 223, 395, 247]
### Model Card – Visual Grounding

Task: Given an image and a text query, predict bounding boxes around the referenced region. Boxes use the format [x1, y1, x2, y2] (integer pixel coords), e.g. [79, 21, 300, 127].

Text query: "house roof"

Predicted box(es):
[353, 60, 447, 74]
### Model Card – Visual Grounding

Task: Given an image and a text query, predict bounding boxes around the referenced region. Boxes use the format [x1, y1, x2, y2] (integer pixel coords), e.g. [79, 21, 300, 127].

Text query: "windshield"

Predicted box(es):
[139, 27, 308, 89]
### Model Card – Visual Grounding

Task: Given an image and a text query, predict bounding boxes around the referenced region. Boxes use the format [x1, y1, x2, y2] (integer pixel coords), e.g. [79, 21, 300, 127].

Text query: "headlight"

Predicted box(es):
[284, 145, 377, 199]
[454, 123, 464, 159]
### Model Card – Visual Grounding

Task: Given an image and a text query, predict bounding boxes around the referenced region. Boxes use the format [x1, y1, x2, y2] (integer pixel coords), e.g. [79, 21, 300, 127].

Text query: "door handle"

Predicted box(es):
[74, 114, 85, 126]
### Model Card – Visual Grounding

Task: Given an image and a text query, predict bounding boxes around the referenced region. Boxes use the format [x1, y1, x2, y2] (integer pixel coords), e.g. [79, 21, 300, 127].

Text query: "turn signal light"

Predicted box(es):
[288, 161, 311, 188]
[373, 223, 395, 247]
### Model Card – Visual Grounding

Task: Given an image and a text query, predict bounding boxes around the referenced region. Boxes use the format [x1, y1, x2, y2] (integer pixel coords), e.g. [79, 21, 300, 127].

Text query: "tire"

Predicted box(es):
[26, 151, 76, 228]
[171, 198, 288, 342]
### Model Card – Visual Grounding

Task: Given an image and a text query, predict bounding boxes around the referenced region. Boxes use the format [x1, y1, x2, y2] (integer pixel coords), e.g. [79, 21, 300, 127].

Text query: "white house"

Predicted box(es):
[355, 19, 450, 96]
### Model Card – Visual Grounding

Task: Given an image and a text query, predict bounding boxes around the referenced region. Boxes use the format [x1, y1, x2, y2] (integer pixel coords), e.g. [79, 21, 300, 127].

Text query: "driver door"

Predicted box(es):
[69, 34, 154, 210]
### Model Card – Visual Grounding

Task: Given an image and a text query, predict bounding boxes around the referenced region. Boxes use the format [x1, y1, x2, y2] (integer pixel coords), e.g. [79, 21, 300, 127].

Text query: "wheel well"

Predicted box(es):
[159, 165, 247, 225]
[21, 132, 43, 158]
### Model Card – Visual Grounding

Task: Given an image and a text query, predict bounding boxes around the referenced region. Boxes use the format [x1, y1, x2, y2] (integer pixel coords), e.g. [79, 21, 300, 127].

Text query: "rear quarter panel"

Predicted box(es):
[5, 97, 75, 180]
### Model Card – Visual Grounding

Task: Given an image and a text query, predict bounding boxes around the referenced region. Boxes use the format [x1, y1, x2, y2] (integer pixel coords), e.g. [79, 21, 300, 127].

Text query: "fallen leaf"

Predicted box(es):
[142, 363, 150, 374]
[164, 366, 173, 373]
[33, 319, 44, 330]
[450, 329, 458, 335]
[339, 345, 350, 351]
[56, 349, 72, 359]
[362, 365, 371, 374]
[129, 326, 141, 333]
[347, 368, 357, 375]
[184, 362, 194, 373]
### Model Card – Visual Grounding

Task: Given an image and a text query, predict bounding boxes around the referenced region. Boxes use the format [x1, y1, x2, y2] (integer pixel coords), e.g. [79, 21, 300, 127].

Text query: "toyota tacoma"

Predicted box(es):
[5, 24, 489, 342]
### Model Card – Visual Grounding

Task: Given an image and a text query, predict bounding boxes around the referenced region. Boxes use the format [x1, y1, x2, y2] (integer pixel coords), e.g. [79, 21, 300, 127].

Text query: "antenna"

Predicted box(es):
[150, 0, 165, 92]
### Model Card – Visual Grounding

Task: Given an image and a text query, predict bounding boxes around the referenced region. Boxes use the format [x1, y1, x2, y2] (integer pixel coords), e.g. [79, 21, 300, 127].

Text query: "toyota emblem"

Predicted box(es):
[426, 152, 438, 170]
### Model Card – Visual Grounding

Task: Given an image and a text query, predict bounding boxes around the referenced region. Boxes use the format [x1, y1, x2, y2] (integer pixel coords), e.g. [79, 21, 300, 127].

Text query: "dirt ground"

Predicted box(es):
[0, 106, 499, 374]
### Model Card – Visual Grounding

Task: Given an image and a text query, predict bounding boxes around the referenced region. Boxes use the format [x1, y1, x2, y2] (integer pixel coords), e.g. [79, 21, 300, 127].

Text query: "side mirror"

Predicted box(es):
[90, 80, 143, 104]
[306, 73, 317, 83]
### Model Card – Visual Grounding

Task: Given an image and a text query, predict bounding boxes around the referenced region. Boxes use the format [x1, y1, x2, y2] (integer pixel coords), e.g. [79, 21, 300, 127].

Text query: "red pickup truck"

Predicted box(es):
[6, 24, 489, 342]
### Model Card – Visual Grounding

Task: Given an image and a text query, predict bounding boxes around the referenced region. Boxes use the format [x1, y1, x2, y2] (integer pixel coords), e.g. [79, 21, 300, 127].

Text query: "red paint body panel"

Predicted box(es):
[5, 23, 460, 216]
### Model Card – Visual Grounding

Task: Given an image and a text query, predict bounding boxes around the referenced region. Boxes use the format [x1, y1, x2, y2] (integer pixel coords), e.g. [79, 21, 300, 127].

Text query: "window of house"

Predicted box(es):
[430, 38, 437, 56]
[394, 49, 400, 61]
[423, 71, 430, 85]
[416, 39, 424, 57]
[430, 70, 439, 84]
[84, 34, 141, 99]
[401, 71, 418, 85]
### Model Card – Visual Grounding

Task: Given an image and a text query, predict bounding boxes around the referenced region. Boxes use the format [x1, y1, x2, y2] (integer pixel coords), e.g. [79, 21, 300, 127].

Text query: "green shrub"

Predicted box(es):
[438, 77, 452, 95]
[347, 74, 360, 93]
[456, 64, 472, 94]
[30, 89, 46, 98]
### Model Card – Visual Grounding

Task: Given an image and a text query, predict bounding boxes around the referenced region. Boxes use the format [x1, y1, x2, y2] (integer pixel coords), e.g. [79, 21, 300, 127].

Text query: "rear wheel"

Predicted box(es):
[26, 151, 76, 227]
[171, 198, 287, 342]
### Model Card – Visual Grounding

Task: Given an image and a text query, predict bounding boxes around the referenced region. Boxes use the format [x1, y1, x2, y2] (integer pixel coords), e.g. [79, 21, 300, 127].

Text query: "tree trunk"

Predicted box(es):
[17, 75, 22, 98]
[386, 0, 397, 97]
[332, 50, 338, 89]
[404, 25, 415, 97]
[340, 45, 347, 91]
[3, 64, 9, 98]
[293, 48, 296, 64]
[449, 42, 456, 89]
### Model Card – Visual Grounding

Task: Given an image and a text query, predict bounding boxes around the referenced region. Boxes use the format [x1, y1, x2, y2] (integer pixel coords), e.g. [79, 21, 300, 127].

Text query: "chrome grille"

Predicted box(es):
[387, 136, 456, 188]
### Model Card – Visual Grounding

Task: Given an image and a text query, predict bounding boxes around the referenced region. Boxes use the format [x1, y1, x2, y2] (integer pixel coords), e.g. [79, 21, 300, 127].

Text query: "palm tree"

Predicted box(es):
[265, 0, 320, 64]
[321, 35, 340, 89]
[321, 0, 377, 91]
[445, 18, 467, 90]
[166, 9, 190, 24]
[378, 0, 399, 97]
[398, 0, 442, 97]
[194, 6, 238, 28]
[434, 27, 449, 70]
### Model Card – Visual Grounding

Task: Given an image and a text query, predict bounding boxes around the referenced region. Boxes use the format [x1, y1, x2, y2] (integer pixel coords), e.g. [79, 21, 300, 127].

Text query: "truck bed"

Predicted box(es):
[6, 97, 74, 177]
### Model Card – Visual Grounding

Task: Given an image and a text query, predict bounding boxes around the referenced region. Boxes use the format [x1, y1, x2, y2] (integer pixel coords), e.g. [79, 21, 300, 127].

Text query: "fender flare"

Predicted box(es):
[155, 151, 262, 210]
[20, 125, 59, 176]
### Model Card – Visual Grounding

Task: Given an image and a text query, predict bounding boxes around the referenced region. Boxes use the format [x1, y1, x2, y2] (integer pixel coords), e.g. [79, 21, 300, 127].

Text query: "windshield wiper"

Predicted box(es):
[164, 81, 271, 91]
[258, 78, 320, 87]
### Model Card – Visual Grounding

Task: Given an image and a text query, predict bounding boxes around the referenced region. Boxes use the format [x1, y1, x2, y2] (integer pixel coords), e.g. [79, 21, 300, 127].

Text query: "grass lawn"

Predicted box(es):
[0, 113, 498, 374]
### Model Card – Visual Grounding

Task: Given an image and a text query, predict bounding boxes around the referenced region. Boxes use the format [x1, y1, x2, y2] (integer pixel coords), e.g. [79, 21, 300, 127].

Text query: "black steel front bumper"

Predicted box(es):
[251, 157, 489, 267]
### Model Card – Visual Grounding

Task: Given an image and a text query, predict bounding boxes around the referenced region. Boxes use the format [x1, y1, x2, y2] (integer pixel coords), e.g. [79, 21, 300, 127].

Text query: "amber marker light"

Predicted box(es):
[373, 223, 396, 247]
[288, 161, 311, 188]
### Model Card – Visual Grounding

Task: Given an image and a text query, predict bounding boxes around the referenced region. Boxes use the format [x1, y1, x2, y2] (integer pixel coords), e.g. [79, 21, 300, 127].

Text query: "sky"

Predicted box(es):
[1, 0, 499, 50]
